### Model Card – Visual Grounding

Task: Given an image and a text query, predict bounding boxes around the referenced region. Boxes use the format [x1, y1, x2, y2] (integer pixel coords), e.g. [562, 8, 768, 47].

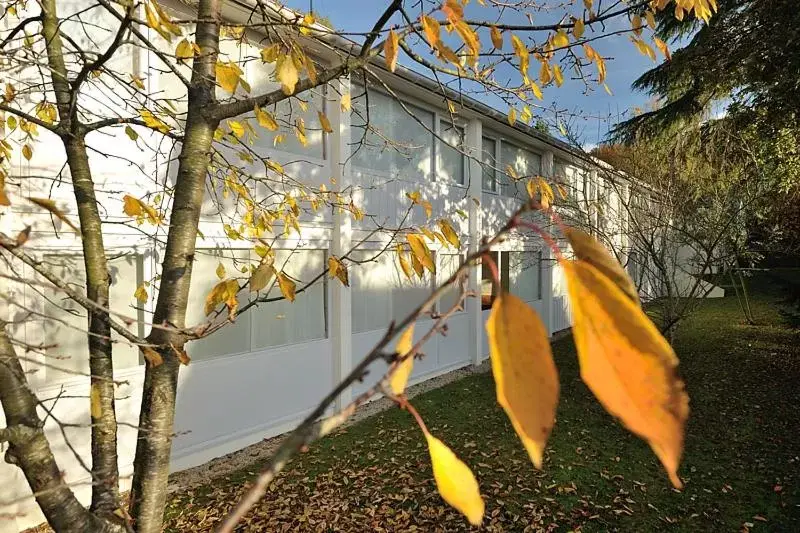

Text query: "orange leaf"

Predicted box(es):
[564, 227, 640, 304]
[563, 260, 689, 488]
[384, 29, 399, 72]
[486, 293, 558, 467]
[27, 197, 80, 233]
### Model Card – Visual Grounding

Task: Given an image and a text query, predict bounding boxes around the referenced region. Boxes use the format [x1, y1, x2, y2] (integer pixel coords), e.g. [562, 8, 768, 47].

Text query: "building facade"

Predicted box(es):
[0, 2, 640, 530]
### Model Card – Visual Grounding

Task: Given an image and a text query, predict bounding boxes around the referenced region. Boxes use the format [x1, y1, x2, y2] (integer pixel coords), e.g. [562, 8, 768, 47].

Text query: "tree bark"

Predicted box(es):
[0, 326, 122, 533]
[40, 0, 119, 515]
[128, 1, 221, 531]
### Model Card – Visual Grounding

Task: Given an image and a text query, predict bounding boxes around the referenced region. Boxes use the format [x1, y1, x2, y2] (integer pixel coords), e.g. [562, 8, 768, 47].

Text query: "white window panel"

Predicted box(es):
[508, 251, 542, 302]
[250, 249, 328, 348]
[350, 84, 434, 180]
[482, 136, 497, 192]
[185, 249, 252, 362]
[500, 141, 541, 197]
[438, 121, 465, 185]
[438, 253, 465, 313]
[350, 250, 393, 334]
[41, 254, 142, 383]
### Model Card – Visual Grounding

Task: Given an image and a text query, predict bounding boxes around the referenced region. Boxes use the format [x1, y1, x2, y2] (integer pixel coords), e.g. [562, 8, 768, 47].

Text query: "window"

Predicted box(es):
[185, 249, 253, 362]
[508, 251, 542, 302]
[481, 250, 543, 309]
[481, 136, 497, 192]
[628, 250, 643, 286]
[350, 250, 435, 333]
[438, 253, 465, 313]
[350, 250, 393, 334]
[500, 141, 541, 197]
[350, 84, 434, 180]
[41, 254, 143, 383]
[247, 56, 326, 159]
[438, 120, 465, 185]
[250, 249, 328, 348]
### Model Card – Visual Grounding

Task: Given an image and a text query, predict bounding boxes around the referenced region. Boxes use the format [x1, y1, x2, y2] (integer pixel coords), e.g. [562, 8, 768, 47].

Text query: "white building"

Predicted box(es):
[0, 2, 651, 530]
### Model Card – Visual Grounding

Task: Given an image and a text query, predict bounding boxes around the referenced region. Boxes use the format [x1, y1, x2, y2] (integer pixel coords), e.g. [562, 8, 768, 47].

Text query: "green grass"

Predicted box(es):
[164, 277, 800, 532]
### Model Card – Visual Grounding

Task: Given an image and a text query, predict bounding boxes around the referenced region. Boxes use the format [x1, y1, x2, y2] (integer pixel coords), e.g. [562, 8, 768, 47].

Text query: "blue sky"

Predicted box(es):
[288, 0, 663, 144]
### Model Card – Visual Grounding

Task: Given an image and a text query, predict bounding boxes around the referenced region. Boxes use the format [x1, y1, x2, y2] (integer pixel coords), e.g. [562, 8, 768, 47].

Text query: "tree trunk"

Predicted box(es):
[0, 326, 122, 533]
[128, 2, 221, 531]
[40, 0, 119, 515]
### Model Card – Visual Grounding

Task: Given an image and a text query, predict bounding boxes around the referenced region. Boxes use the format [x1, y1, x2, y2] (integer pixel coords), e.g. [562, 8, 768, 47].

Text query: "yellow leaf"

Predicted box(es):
[254, 105, 279, 131]
[21, 144, 32, 161]
[557, 183, 568, 199]
[123, 195, 143, 217]
[27, 197, 80, 233]
[425, 432, 484, 525]
[215, 61, 242, 94]
[261, 44, 279, 63]
[340, 92, 351, 112]
[563, 260, 689, 488]
[486, 293, 558, 467]
[384, 29, 399, 72]
[646, 10, 657, 29]
[553, 64, 564, 87]
[396, 245, 413, 280]
[507, 107, 517, 126]
[228, 120, 245, 138]
[421, 15, 441, 48]
[410, 252, 424, 278]
[441, 0, 464, 23]
[276, 54, 299, 95]
[139, 109, 170, 133]
[553, 29, 569, 48]
[407, 233, 435, 274]
[539, 61, 552, 86]
[278, 272, 296, 302]
[215, 262, 226, 279]
[529, 80, 543, 100]
[204, 279, 239, 315]
[564, 227, 640, 304]
[511, 34, 529, 79]
[134, 284, 148, 303]
[490, 26, 503, 50]
[438, 219, 461, 249]
[90, 383, 102, 419]
[294, 117, 307, 146]
[249, 262, 276, 292]
[318, 111, 333, 133]
[420, 200, 432, 219]
[175, 38, 193, 62]
[327, 256, 349, 287]
[654, 37, 672, 60]
[573, 18, 585, 39]
[389, 324, 415, 395]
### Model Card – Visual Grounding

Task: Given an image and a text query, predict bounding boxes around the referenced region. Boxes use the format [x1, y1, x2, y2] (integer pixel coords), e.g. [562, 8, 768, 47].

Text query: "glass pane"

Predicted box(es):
[482, 136, 497, 191]
[508, 251, 542, 302]
[42, 254, 142, 383]
[438, 121, 465, 185]
[480, 251, 499, 310]
[248, 54, 325, 159]
[185, 249, 252, 362]
[392, 254, 433, 321]
[350, 84, 394, 172]
[350, 250, 393, 334]
[500, 141, 541, 197]
[438, 254, 464, 313]
[250, 249, 327, 348]
[392, 101, 433, 180]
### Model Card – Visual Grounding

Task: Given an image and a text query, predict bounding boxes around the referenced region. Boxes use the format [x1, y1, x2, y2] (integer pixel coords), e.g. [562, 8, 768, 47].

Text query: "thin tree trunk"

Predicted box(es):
[128, 1, 221, 531]
[40, 0, 119, 514]
[0, 325, 122, 533]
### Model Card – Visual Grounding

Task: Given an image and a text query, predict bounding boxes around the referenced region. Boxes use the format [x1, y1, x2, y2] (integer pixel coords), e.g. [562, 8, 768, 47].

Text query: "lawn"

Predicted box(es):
[164, 277, 800, 532]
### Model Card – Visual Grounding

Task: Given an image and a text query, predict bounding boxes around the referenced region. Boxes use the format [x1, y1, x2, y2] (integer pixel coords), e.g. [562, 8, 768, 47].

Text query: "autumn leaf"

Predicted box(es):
[141, 346, 163, 367]
[552, 29, 569, 48]
[215, 262, 226, 279]
[389, 324, 415, 395]
[384, 29, 399, 72]
[204, 279, 239, 315]
[407, 233, 435, 274]
[328, 256, 349, 287]
[425, 432, 484, 525]
[249, 262, 276, 292]
[27, 197, 80, 233]
[277, 272, 296, 302]
[396, 244, 413, 280]
[438, 219, 461, 249]
[134, 284, 148, 303]
[563, 260, 689, 488]
[318, 111, 333, 133]
[254, 105, 279, 131]
[564, 227, 640, 304]
[340, 92, 351, 112]
[490, 26, 503, 50]
[421, 15, 441, 48]
[486, 293, 558, 468]
[215, 61, 242, 94]
[276, 54, 299, 95]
